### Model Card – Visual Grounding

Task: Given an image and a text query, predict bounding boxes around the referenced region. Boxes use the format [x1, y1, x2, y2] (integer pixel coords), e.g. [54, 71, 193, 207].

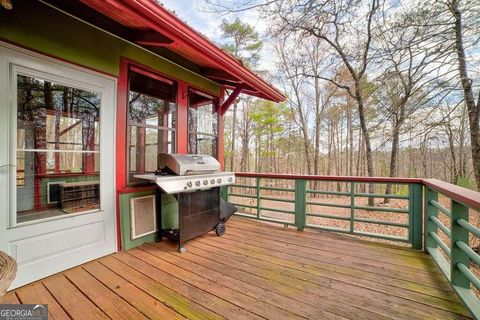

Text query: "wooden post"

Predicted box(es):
[220, 186, 229, 202]
[350, 182, 355, 233]
[295, 179, 307, 231]
[451, 200, 470, 288]
[256, 177, 261, 219]
[409, 183, 423, 250]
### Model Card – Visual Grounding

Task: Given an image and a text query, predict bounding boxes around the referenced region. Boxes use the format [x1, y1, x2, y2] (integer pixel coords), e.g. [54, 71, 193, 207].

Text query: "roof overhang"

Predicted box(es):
[51, 0, 285, 103]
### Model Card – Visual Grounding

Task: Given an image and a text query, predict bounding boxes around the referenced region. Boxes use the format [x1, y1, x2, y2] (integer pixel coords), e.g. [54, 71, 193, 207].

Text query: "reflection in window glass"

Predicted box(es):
[16, 74, 101, 223]
[127, 68, 177, 185]
[188, 90, 218, 156]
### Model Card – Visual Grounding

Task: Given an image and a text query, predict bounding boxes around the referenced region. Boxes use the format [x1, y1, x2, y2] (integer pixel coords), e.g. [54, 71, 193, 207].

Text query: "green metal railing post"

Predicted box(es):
[221, 186, 229, 202]
[424, 187, 439, 253]
[295, 179, 307, 231]
[409, 183, 423, 250]
[451, 200, 470, 288]
[256, 177, 261, 219]
[350, 182, 355, 233]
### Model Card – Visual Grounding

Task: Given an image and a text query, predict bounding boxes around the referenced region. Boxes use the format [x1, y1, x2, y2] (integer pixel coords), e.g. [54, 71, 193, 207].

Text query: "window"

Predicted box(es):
[16, 74, 101, 223]
[188, 89, 218, 157]
[127, 68, 177, 184]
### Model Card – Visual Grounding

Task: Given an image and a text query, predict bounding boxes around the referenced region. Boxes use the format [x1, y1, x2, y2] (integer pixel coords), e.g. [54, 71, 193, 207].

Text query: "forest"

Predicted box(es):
[206, 0, 480, 191]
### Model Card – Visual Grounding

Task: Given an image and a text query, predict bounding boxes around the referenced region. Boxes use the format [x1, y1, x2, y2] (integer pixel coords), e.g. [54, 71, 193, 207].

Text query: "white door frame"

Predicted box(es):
[0, 42, 117, 289]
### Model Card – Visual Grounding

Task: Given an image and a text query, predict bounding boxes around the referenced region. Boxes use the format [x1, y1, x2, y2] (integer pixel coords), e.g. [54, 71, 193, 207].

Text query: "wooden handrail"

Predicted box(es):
[423, 179, 480, 212]
[234, 174, 480, 212]
[235, 172, 424, 184]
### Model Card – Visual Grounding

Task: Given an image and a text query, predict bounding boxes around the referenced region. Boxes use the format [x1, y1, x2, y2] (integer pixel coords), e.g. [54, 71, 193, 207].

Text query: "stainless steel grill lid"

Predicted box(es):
[158, 153, 220, 176]
[135, 153, 235, 194]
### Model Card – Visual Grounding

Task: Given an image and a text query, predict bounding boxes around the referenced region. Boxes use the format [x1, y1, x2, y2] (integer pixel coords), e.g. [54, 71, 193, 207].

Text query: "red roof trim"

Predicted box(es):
[91, 0, 285, 102]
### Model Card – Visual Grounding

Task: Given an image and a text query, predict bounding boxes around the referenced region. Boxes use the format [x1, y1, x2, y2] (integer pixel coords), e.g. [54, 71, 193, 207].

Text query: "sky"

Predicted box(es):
[159, 1, 224, 42]
[159, 1, 275, 71]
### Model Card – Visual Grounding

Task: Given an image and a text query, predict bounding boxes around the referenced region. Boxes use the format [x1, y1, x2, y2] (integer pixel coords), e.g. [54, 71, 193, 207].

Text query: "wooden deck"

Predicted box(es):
[1, 217, 471, 319]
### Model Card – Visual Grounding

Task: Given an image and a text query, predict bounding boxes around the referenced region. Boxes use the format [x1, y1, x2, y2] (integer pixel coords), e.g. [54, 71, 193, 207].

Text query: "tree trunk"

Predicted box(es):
[354, 80, 375, 205]
[384, 121, 400, 203]
[452, 0, 480, 190]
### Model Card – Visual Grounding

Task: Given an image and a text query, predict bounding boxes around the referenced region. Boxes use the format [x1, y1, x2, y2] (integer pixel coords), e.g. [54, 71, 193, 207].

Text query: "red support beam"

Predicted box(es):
[132, 30, 174, 47]
[220, 86, 242, 115]
[217, 88, 225, 170]
[176, 81, 188, 154]
[201, 67, 241, 83]
[115, 58, 129, 251]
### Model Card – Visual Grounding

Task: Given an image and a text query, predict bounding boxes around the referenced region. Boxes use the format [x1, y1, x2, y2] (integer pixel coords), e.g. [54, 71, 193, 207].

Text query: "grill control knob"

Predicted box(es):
[195, 180, 201, 187]
[217, 178, 222, 183]
[203, 180, 208, 186]
[187, 181, 193, 188]
[210, 179, 216, 184]
[228, 177, 233, 182]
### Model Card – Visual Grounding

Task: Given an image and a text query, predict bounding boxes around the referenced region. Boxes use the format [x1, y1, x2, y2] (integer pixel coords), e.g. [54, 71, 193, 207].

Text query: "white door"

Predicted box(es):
[0, 43, 117, 289]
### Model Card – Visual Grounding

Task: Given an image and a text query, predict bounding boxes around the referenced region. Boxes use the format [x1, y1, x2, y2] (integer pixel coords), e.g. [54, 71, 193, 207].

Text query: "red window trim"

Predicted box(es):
[115, 57, 225, 250]
[125, 61, 179, 187]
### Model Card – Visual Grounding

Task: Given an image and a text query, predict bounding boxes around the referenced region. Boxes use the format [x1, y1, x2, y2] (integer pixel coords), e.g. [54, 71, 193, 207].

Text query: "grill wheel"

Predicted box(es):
[215, 222, 226, 236]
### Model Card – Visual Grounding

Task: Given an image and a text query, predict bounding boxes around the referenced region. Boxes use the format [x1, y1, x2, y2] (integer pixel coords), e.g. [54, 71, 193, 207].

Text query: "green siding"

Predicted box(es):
[0, 0, 220, 95]
[119, 191, 178, 250]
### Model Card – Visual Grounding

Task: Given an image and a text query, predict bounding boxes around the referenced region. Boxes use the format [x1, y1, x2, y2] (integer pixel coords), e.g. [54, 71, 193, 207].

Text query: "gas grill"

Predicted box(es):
[135, 154, 237, 252]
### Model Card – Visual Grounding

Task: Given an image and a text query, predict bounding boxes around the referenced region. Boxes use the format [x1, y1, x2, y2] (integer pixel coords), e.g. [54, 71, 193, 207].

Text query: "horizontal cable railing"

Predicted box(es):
[423, 179, 480, 319]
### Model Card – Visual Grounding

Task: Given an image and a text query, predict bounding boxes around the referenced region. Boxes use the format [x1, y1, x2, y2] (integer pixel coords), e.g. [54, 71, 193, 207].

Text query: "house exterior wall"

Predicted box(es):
[0, 0, 223, 250]
[0, 1, 220, 95]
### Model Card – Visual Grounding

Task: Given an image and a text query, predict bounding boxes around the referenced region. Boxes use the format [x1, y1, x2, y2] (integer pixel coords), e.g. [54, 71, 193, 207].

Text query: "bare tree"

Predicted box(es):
[448, 0, 480, 189]
[269, 0, 381, 203]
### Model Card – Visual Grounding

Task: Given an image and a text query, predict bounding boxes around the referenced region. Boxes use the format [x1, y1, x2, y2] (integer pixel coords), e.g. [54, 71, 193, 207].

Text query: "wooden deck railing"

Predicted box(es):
[423, 179, 480, 318]
[222, 173, 480, 319]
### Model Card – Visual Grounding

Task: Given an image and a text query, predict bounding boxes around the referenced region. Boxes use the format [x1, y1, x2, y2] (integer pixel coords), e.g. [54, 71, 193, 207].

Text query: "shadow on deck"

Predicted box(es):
[0, 217, 471, 319]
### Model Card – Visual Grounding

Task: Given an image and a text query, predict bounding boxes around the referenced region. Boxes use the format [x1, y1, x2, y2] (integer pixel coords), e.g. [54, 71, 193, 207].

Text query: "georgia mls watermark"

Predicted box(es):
[0, 304, 48, 320]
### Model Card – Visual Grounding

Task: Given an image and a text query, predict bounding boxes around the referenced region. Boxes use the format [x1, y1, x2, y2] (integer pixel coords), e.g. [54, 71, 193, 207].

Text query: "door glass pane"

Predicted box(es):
[16, 74, 101, 223]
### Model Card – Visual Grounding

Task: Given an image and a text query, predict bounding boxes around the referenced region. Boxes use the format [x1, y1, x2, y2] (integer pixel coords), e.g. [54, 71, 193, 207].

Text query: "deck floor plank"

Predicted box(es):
[16, 282, 71, 320]
[42, 274, 109, 320]
[82, 261, 185, 320]
[99, 255, 225, 320]
[132, 245, 348, 320]
[188, 237, 468, 319]
[196, 234, 464, 311]
[230, 218, 429, 258]
[4, 217, 471, 320]
[0, 291, 21, 304]
[113, 251, 278, 320]
[142, 242, 391, 320]
[64, 267, 148, 320]
[148, 241, 439, 320]
[228, 219, 441, 271]
[222, 227, 449, 289]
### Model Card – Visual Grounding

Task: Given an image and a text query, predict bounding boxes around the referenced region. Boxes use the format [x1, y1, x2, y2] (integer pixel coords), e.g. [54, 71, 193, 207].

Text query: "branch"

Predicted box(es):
[301, 73, 355, 98]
